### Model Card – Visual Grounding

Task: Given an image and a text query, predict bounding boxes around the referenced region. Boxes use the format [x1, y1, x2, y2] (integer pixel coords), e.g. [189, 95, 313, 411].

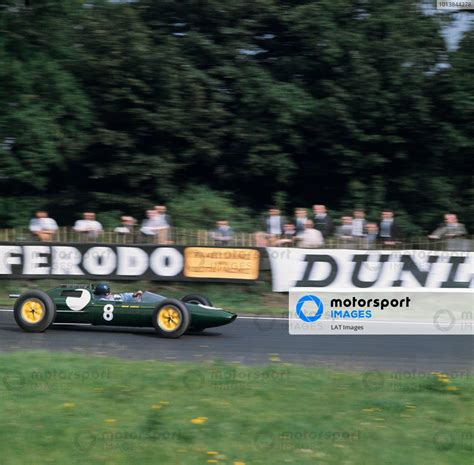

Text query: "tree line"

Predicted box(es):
[0, 0, 472, 234]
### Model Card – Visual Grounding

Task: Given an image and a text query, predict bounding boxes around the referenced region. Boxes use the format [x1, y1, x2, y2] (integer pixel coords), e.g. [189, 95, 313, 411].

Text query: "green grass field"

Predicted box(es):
[0, 352, 472, 465]
[0, 279, 286, 315]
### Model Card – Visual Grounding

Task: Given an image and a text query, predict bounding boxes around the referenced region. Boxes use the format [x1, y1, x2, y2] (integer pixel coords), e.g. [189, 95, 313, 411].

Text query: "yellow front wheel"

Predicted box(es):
[14, 291, 56, 332]
[153, 299, 190, 338]
[158, 306, 182, 332]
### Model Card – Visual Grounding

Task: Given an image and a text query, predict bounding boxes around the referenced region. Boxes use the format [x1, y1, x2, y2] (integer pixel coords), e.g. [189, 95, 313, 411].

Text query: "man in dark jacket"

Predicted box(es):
[294, 208, 308, 237]
[378, 210, 399, 246]
[312, 204, 334, 238]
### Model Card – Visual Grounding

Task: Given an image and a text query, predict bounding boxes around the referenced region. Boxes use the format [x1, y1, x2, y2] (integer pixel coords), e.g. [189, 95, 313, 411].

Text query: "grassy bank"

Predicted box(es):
[1, 352, 472, 465]
[0, 278, 286, 315]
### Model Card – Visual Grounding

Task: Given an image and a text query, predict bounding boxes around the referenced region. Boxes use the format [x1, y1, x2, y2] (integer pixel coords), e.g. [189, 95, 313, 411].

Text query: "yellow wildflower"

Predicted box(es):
[191, 417, 208, 424]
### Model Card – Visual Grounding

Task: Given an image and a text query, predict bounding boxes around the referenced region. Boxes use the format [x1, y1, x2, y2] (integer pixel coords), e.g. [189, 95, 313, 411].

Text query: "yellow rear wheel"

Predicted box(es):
[21, 299, 45, 324]
[14, 291, 56, 333]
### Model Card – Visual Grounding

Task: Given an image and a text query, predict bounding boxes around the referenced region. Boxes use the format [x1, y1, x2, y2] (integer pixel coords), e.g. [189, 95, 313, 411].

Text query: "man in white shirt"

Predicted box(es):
[74, 212, 103, 240]
[352, 209, 366, 237]
[29, 211, 58, 242]
[140, 209, 160, 240]
[351, 209, 366, 249]
[297, 220, 324, 248]
[154, 205, 172, 244]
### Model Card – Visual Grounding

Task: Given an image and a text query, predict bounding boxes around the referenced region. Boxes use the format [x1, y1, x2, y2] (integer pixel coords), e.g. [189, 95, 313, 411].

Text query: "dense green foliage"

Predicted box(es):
[0, 0, 472, 234]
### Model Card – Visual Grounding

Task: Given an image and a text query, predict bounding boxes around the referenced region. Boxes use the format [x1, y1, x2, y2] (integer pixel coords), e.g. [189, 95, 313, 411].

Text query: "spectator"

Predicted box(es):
[29, 211, 58, 242]
[312, 204, 333, 238]
[264, 207, 285, 245]
[365, 223, 379, 249]
[73, 212, 103, 240]
[140, 209, 160, 241]
[352, 209, 366, 237]
[275, 223, 297, 247]
[294, 208, 308, 237]
[296, 219, 324, 248]
[378, 210, 399, 246]
[428, 214, 468, 251]
[336, 216, 354, 248]
[114, 216, 136, 240]
[210, 220, 234, 245]
[352, 209, 367, 249]
[154, 205, 172, 244]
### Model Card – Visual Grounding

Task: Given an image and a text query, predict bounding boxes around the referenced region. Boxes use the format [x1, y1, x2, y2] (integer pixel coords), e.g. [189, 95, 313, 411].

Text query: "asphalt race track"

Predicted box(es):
[0, 309, 472, 373]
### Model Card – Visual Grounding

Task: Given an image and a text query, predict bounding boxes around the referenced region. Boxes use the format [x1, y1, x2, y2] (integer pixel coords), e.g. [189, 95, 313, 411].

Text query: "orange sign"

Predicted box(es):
[184, 248, 260, 280]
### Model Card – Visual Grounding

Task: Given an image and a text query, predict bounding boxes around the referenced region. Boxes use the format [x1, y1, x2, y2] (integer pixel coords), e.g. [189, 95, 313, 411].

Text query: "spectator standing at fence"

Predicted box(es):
[312, 204, 333, 238]
[336, 216, 354, 248]
[74, 212, 102, 240]
[29, 211, 58, 242]
[264, 208, 285, 245]
[114, 216, 136, 240]
[210, 220, 234, 245]
[378, 210, 399, 246]
[275, 223, 297, 246]
[428, 214, 468, 251]
[154, 205, 172, 244]
[296, 219, 324, 248]
[352, 210, 366, 237]
[140, 209, 160, 241]
[365, 223, 379, 249]
[294, 208, 308, 237]
[352, 209, 367, 248]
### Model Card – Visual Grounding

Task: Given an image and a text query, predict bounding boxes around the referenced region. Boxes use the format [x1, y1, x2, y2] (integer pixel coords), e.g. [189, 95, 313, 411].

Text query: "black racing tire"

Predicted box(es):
[152, 299, 190, 339]
[14, 290, 56, 333]
[181, 294, 213, 307]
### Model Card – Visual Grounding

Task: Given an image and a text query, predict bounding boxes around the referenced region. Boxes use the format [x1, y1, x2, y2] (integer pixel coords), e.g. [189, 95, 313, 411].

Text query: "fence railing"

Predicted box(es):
[0, 227, 472, 251]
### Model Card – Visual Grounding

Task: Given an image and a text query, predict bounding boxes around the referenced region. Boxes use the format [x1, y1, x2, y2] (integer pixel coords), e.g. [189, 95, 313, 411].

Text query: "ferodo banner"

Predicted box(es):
[0, 243, 260, 283]
[267, 248, 473, 292]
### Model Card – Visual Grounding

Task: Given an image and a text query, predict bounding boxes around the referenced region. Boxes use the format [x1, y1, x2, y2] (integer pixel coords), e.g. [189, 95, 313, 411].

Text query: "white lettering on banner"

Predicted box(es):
[0, 244, 239, 281]
[52, 246, 84, 275]
[150, 247, 184, 277]
[267, 248, 474, 292]
[117, 247, 148, 276]
[23, 246, 50, 275]
[0, 246, 22, 274]
[83, 247, 117, 275]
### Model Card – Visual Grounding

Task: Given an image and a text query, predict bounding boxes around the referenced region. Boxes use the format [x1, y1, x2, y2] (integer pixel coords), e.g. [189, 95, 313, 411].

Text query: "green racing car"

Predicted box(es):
[9, 282, 237, 338]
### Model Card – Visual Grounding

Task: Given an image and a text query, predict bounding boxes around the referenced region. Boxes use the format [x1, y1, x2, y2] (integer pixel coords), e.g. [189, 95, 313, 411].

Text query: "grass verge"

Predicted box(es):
[0, 352, 472, 465]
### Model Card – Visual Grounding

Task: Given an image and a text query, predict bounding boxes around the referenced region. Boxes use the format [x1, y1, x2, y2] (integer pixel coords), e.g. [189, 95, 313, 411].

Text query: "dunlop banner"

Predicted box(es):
[267, 247, 473, 292]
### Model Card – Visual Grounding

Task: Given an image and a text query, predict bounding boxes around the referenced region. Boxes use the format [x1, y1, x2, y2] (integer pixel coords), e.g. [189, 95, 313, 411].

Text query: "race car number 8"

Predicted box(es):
[103, 304, 114, 321]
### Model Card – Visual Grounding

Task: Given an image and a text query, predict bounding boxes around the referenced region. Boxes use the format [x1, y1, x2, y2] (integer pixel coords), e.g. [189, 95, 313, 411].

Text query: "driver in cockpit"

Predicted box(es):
[93, 282, 143, 302]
